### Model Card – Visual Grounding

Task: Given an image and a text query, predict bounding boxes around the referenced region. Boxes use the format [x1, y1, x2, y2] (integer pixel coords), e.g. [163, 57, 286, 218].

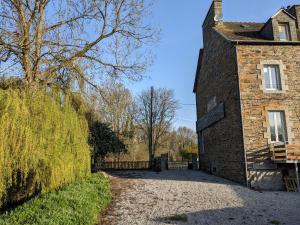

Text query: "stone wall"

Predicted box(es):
[195, 28, 246, 185]
[237, 44, 300, 189]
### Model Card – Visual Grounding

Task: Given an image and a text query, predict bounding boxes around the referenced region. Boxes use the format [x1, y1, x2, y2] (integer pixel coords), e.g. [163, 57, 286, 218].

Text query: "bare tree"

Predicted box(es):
[135, 87, 178, 159]
[97, 79, 134, 140]
[0, 0, 158, 86]
[176, 126, 197, 150]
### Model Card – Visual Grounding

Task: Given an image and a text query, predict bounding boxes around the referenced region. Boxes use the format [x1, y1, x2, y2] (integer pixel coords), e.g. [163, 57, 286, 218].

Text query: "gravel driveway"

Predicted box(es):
[101, 170, 300, 225]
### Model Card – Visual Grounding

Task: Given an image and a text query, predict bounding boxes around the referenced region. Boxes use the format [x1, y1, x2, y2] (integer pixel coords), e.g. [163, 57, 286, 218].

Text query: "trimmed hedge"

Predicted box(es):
[0, 173, 111, 225]
[0, 88, 91, 208]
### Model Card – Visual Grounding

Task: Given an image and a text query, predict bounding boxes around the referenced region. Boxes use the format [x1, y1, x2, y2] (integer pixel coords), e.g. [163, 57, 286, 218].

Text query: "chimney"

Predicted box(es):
[287, 5, 300, 29]
[203, 0, 223, 28]
[213, 0, 223, 23]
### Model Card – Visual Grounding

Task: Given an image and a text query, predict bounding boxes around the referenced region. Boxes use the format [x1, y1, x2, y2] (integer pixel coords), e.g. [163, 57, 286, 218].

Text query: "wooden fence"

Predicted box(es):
[95, 160, 192, 171]
[96, 161, 150, 170]
[168, 161, 189, 170]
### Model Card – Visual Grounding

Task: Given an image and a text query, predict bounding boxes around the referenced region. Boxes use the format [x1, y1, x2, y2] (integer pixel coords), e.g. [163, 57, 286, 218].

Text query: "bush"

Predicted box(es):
[89, 121, 127, 160]
[0, 173, 111, 225]
[0, 88, 91, 209]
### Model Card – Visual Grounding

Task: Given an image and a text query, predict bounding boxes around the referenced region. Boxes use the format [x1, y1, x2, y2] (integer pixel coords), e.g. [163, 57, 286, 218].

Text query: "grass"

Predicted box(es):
[270, 220, 281, 225]
[0, 173, 111, 225]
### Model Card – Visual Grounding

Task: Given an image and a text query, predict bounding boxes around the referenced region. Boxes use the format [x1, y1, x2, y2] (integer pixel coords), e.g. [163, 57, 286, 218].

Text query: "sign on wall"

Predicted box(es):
[196, 103, 225, 132]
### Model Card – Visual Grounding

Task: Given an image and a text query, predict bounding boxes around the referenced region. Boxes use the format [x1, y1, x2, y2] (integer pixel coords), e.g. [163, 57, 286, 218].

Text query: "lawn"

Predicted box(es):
[0, 173, 111, 225]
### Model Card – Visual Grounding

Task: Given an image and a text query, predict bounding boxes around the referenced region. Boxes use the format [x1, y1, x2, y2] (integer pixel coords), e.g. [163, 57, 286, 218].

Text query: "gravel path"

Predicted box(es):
[101, 170, 300, 225]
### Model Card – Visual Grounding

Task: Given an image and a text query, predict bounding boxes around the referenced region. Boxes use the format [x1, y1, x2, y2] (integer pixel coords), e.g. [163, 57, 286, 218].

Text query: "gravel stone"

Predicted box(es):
[102, 170, 300, 225]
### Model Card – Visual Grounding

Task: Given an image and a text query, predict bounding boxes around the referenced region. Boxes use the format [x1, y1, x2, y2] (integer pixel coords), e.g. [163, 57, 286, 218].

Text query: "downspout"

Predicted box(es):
[235, 42, 249, 187]
[295, 162, 300, 192]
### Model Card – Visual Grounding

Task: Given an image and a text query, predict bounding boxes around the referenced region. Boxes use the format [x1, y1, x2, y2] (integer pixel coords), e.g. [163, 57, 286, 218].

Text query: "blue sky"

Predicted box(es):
[126, 0, 299, 131]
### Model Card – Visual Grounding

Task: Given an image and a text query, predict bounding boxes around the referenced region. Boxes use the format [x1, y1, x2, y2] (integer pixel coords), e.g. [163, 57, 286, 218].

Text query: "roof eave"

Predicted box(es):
[271, 8, 296, 20]
[213, 27, 300, 45]
[231, 40, 300, 45]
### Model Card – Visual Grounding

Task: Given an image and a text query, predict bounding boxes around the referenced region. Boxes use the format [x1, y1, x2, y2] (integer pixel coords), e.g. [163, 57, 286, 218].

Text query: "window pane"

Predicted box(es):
[270, 66, 277, 89]
[270, 66, 282, 90]
[274, 66, 282, 90]
[279, 25, 287, 40]
[264, 67, 271, 89]
[264, 65, 281, 90]
[269, 112, 276, 142]
[268, 111, 288, 143]
[277, 112, 287, 143]
[278, 25, 284, 33]
[279, 24, 291, 41]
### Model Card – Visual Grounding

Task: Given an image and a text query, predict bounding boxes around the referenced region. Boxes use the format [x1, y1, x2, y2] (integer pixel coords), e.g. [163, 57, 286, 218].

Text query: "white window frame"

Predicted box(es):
[268, 111, 288, 144]
[278, 23, 291, 41]
[258, 60, 288, 93]
[264, 65, 282, 91]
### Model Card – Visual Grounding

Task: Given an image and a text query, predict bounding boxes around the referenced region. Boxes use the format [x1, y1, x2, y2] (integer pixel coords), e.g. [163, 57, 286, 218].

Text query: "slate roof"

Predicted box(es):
[215, 8, 300, 42]
[215, 22, 267, 41]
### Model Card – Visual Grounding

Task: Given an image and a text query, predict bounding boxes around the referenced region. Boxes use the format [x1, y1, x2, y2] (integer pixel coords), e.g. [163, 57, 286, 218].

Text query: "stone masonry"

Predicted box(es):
[237, 44, 300, 189]
[194, 0, 300, 190]
[195, 1, 246, 185]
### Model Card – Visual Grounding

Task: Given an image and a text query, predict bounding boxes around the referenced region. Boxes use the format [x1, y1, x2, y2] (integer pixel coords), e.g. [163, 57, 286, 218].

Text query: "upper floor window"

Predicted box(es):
[264, 65, 282, 91]
[278, 23, 291, 41]
[268, 111, 288, 143]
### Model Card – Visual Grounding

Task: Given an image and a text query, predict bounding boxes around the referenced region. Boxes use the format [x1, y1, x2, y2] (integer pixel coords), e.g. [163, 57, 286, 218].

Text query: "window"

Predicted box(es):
[268, 111, 288, 143]
[278, 23, 291, 41]
[198, 132, 205, 154]
[264, 65, 282, 91]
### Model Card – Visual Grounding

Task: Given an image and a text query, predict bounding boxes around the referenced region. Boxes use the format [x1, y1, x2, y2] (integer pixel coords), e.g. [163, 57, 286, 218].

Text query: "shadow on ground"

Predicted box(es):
[153, 206, 296, 225]
[106, 170, 242, 186]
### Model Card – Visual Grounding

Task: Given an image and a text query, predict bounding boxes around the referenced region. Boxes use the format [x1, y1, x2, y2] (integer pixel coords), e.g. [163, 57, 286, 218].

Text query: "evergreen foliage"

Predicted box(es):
[0, 88, 91, 209]
[89, 121, 127, 160]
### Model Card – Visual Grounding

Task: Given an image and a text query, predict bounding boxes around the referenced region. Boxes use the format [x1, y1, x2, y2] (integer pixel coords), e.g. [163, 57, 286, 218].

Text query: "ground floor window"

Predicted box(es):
[268, 111, 288, 143]
[198, 131, 205, 154]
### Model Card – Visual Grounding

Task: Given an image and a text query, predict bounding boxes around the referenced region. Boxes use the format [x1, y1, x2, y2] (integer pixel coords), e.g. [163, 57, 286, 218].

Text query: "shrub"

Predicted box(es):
[89, 121, 127, 161]
[0, 88, 91, 209]
[0, 173, 111, 225]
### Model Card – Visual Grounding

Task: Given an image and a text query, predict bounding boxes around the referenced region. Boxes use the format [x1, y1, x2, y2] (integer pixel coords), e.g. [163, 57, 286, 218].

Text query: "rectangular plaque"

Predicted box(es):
[196, 103, 225, 132]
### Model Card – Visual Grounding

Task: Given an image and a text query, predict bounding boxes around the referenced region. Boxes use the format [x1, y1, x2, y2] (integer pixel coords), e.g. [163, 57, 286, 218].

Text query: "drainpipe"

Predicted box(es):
[295, 162, 300, 192]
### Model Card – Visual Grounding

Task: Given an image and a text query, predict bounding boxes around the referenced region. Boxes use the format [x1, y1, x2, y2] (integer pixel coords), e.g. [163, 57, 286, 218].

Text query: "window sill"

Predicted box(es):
[263, 90, 286, 94]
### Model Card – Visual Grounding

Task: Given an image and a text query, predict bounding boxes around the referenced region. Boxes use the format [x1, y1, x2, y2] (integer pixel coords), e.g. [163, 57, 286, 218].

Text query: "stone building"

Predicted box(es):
[193, 0, 300, 190]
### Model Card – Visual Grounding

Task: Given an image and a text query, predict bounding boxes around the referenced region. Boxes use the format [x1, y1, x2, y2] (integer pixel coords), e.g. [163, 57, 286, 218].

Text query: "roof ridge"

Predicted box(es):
[272, 8, 296, 20]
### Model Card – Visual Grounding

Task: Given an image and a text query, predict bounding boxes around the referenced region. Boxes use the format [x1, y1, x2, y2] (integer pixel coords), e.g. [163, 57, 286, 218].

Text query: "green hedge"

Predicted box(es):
[0, 88, 91, 208]
[0, 173, 111, 225]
